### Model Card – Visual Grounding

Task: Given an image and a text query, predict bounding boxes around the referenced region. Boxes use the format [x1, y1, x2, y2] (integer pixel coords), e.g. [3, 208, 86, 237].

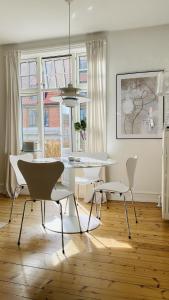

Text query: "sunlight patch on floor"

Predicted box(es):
[88, 234, 132, 249]
[51, 240, 80, 265]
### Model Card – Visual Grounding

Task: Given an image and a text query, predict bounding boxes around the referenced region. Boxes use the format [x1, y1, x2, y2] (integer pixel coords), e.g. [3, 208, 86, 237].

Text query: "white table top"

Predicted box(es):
[33, 156, 116, 168]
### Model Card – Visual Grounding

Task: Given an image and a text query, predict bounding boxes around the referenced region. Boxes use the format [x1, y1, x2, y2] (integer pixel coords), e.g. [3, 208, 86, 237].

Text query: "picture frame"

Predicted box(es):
[116, 71, 164, 139]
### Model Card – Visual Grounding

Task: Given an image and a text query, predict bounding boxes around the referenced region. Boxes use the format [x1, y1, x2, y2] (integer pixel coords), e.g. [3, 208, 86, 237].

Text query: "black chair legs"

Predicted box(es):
[87, 192, 95, 231]
[9, 185, 22, 223]
[18, 200, 28, 246]
[123, 194, 131, 239]
[58, 202, 65, 254]
[73, 195, 82, 233]
[130, 189, 138, 223]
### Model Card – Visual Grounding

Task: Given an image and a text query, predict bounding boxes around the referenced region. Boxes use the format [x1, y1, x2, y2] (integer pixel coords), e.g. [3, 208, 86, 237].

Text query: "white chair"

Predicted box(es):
[17, 160, 82, 254]
[87, 156, 138, 238]
[9, 153, 33, 223]
[74, 152, 108, 201]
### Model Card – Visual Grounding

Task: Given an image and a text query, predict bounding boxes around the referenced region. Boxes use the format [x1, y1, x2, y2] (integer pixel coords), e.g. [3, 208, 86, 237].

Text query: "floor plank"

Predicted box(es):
[0, 197, 169, 299]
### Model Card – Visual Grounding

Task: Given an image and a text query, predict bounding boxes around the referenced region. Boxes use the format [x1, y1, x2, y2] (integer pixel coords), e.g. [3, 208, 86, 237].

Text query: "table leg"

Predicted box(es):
[64, 168, 76, 216]
[45, 167, 100, 233]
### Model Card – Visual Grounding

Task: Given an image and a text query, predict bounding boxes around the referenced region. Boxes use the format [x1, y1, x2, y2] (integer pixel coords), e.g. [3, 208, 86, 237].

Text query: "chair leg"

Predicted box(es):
[9, 186, 21, 223]
[98, 192, 103, 220]
[18, 200, 28, 245]
[41, 200, 45, 228]
[9, 198, 15, 223]
[123, 194, 131, 239]
[130, 189, 138, 223]
[87, 192, 95, 232]
[59, 202, 65, 254]
[31, 202, 34, 212]
[43, 201, 46, 225]
[95, 192, 101, 219]
[106, 193, 109, 209]
[73, 195, 82, 233]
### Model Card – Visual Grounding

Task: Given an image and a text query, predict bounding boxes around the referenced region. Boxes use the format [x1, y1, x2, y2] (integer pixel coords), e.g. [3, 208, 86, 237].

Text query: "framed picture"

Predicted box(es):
[116, 71, 164, 139]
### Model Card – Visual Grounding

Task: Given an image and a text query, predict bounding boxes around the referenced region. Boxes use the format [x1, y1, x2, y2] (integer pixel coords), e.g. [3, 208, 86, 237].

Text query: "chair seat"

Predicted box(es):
[95, 181, 129, 193]
[75, 176, 100, 185]
[51, 184, 73, 201]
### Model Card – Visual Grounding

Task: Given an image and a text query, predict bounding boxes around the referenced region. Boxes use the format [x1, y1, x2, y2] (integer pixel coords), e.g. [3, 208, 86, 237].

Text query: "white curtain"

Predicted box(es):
[86, 39, 106, 152]
[80, 40, 107, 202]
[4, 49, 20, 197]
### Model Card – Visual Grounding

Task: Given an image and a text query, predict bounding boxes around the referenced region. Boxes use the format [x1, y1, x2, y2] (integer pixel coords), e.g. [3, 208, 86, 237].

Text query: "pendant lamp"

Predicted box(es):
[60, 0, 91, 107]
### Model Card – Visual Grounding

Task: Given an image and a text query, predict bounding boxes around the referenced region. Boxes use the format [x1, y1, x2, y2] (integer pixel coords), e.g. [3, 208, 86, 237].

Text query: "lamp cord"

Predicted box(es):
[68, 0, 71, 84]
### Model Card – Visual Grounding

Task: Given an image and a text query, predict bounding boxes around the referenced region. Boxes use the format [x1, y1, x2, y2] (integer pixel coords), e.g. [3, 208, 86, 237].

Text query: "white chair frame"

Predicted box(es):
[17, 160, 82, 254]
[9, 153, 33, 223]
[87, 156, 138, 239]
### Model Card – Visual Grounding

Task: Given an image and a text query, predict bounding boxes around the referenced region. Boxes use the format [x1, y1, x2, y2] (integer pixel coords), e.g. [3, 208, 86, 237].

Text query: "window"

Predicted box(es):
[21, 95, 40, 143]
[80, 103, 86, 122]
[77, 54, 88, 96]
[42, 56, 70, 89]
[29, 109, 37, 127]
[79, 56, 87, 84]
[19, 50, 88, 156]
[44, 108, 49, 127]
[20, 60, 38, 90]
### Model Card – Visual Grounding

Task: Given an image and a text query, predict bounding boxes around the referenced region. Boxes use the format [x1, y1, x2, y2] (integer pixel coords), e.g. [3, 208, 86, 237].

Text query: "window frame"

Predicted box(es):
[19, 49, 87, 156]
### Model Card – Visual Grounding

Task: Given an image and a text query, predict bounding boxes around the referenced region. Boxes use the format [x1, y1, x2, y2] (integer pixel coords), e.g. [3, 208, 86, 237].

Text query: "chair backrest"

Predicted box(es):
[18, 160, 64, 200]
[126, 156, 138, 189]
[9, 153, 33, 186]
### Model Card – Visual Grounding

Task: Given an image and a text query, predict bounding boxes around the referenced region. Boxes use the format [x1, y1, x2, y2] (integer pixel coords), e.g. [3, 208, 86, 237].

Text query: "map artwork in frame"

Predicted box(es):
[116, 71, 164, 139]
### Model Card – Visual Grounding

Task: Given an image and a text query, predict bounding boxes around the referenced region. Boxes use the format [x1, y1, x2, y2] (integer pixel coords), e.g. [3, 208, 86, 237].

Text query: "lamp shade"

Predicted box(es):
[60, 84, 91, 107]
[157, 71, 169, 96]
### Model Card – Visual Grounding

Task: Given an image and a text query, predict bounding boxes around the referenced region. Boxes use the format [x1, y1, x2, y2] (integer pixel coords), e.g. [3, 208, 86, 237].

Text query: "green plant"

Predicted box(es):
[74, 120, 86, 140]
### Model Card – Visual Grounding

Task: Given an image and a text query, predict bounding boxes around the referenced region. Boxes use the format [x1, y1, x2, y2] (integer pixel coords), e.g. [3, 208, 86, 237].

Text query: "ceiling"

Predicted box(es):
[0, 0, 169, 45]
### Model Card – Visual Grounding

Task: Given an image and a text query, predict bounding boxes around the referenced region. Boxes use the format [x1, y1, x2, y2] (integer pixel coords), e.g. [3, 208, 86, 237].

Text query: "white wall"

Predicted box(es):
[1, 25, 169, 200]
[107, 25, 169, 201]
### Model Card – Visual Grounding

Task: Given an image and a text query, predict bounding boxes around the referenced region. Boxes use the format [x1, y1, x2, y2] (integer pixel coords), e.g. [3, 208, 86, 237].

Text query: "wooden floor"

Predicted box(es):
[0, 197, 169, 300]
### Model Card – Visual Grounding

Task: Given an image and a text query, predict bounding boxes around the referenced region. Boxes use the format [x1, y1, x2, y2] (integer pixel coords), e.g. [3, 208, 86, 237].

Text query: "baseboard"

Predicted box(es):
[0, 181, 161, 204]
[108, 191, 160, 203]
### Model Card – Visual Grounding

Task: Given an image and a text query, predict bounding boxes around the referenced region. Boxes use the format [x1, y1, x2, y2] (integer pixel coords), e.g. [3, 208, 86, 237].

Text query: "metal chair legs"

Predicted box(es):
[73, 195, 82, 233]
[58, 202, 65, 254]
[18, 200, 29, 245]
[130, 189, 138, 223]
[40, 200, 45, 228]
[87, 192, 95, 231]
[9, 198, 15, 223]
[122, 194, 131, 239]
[9, 185, 22, 223]
[43, 201, 46, 225]
[9, 185, 35, 223]
[31, 202, 34, 212]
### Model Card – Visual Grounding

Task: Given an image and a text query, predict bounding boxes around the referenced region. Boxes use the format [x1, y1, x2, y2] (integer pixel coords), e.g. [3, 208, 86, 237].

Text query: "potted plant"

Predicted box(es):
[74, 120, 87, 141]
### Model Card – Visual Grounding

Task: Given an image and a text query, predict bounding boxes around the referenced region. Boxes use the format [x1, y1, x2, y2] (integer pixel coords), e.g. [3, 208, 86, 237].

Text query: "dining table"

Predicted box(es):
[34, 156, 117, 233]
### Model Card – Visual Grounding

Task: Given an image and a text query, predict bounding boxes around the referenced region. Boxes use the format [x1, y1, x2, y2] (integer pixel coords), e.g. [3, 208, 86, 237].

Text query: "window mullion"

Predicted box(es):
[37, 56, 44, 157]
